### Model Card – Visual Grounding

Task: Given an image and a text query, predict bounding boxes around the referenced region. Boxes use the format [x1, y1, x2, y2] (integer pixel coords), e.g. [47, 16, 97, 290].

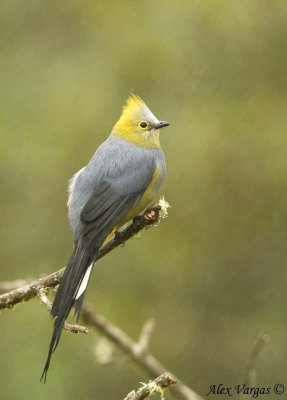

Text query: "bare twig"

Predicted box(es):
[244, 331, 269, 386]
[94, 319, 155, 366]
[81, 303, 203, 400]
[0, 203, 163, 310]
[124, 373, 177, 400]
[240, 331, 269, 400]
[137, 319, 155, 353]
[37, 288, 88, 334]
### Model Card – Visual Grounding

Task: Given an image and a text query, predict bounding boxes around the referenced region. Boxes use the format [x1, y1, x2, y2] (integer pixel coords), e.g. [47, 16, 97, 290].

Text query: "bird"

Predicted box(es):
[41, 93, 169, 381]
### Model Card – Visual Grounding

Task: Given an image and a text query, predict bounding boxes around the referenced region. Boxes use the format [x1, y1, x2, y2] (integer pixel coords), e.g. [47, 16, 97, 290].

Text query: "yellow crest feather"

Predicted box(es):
[121, 93, 147, 118]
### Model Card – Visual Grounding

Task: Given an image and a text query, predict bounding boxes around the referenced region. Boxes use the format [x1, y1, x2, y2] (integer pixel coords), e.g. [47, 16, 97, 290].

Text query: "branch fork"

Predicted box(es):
[0, 198, 205, 400]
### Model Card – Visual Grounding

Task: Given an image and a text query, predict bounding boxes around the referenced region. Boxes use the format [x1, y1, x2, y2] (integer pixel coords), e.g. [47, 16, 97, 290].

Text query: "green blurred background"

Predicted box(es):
[1, 0, 287, 398]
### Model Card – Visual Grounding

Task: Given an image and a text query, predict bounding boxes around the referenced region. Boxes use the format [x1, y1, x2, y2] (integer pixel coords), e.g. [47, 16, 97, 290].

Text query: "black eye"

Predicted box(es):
[139, 121, 148, 129]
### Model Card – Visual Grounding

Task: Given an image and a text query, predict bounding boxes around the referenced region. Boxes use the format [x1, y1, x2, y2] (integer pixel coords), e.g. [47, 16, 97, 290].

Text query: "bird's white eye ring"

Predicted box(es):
[139, 121, 148, 129]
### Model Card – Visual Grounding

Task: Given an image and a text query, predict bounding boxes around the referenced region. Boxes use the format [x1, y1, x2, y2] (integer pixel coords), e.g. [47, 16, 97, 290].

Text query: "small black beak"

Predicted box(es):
[154, 121, 170, 130]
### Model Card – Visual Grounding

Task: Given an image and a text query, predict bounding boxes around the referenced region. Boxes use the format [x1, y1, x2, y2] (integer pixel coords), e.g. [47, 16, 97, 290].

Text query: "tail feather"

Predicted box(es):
[74, 292, 86, 322]
[40, 311, 66, 383]
[50, 247, 79, 318]
[74, 264, 93, 321]
[41, 241, 98, 382]
[54, 246, 90, 316]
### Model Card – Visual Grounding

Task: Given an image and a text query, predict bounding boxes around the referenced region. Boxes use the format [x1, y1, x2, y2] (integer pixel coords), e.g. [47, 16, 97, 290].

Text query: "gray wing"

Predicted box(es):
[80, 162, 155, 237]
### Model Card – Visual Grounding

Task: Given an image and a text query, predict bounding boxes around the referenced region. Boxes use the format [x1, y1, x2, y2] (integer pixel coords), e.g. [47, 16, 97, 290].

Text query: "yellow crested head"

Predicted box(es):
[112, 94, 170, 148]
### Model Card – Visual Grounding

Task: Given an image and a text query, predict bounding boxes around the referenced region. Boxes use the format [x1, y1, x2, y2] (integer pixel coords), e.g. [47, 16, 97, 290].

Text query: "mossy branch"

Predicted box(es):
[123, 373, 177, 400]
[0, 201, 168, 310]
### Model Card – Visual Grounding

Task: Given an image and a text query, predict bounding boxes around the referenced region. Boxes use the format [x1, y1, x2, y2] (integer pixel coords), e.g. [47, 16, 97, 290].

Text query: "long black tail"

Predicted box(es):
[40, 240, 98, 383]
